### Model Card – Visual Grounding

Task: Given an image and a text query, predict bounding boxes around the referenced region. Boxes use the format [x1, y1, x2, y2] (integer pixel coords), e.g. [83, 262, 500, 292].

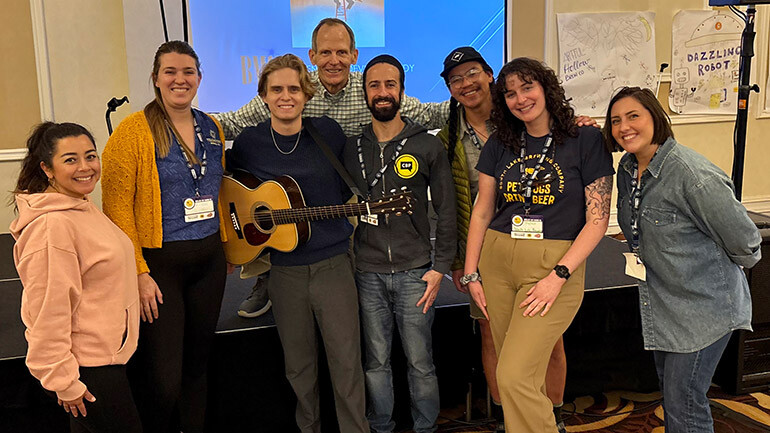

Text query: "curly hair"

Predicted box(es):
[490, 57, 577, 152]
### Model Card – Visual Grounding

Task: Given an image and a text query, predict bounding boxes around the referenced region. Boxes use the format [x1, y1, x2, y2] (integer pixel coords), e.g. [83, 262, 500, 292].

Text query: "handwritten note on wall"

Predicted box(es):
[557, 12, 657, 116]
[670, 10, 742, 114]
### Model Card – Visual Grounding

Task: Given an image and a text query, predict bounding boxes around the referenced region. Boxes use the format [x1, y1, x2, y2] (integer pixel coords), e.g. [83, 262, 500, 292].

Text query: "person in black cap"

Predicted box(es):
[439, 47, 595, 433]
[343, 54, 457, 433]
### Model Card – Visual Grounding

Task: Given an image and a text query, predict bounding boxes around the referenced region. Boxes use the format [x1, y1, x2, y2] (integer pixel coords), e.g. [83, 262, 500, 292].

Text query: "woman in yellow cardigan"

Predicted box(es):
[101, 40, 227, 433]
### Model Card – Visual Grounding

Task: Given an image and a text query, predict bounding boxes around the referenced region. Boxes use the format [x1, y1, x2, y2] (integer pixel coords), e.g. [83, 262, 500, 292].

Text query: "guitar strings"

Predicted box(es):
[251, 199, 408, 224]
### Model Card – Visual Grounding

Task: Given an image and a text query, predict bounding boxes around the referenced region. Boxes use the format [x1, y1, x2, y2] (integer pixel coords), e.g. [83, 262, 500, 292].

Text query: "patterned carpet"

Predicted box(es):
[434, 388, 770, 433]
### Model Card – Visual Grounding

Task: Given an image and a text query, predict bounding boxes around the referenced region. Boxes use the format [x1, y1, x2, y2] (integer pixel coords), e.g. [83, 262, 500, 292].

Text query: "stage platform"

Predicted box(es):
[1, 233, 647, 432]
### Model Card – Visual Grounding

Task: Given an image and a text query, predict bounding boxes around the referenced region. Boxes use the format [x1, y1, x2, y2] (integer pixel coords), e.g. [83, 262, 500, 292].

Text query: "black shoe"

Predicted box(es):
[556, 421, 566, 433]
[491, 403, 504, 431]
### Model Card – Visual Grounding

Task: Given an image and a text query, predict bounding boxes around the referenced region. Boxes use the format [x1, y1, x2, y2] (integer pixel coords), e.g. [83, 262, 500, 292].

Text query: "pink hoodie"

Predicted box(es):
[10, 193, 140, 401]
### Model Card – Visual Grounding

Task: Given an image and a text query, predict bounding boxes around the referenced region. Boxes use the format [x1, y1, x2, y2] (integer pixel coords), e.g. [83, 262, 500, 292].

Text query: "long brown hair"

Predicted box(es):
[144, 40, 201, 161]
[13, 122, 96, 206]
[490, 57, 577, 152]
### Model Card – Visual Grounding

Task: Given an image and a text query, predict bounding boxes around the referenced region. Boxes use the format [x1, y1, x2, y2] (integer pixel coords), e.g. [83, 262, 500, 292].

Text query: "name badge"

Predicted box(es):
[184, 195, 215, 223]
[511, 214, 543, 239]
[361, 214, 379, 226]
[623, 252, 646, 281]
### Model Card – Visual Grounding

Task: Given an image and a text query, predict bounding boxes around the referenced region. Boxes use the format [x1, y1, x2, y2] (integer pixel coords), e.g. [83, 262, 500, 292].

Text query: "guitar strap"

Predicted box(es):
[303, 118, 364, 199]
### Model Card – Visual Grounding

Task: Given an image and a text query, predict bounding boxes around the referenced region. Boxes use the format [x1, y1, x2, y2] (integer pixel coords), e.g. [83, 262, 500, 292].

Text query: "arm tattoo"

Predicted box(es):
[585, 175, 613, 224]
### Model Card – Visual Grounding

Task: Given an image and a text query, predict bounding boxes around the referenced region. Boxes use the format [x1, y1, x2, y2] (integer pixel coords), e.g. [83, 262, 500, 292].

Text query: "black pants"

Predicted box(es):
[46, 365, 142, 433]
[129, 232, 226, 433]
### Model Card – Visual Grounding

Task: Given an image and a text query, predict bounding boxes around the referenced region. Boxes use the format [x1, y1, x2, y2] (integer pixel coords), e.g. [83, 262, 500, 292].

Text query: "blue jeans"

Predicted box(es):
[355, 267, 439, 433]
[653, 332, 732, 433]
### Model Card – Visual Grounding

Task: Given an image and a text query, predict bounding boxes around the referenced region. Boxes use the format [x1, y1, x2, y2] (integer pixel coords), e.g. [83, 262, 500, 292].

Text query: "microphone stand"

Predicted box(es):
[106, 96, 129, 135]
[732, 4, 761, 200]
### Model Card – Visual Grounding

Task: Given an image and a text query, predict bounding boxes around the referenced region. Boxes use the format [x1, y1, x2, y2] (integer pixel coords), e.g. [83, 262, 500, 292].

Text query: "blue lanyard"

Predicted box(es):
[519, 131, 553, 215]
[171, 115, 207, 197]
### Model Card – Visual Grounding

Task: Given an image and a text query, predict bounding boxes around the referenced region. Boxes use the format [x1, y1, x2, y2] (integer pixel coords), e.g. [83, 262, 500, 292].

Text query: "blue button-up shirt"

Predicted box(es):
[617, 137, 761, 353]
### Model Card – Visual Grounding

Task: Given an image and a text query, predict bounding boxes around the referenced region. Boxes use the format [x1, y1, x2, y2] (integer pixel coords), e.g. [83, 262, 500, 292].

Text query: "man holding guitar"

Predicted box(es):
[342, 55, 457, 433]
[215, 18, 450, 320]
[226, 54, 368, 433]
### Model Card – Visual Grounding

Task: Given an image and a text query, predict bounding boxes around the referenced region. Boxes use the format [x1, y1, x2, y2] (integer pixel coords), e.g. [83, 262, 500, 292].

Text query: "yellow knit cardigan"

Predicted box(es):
[101, 110, 228, 274]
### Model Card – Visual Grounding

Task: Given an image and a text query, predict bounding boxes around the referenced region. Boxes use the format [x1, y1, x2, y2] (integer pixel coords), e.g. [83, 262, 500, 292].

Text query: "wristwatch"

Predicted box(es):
[553, 264, 571, 280]
[459, 271, 481, 286]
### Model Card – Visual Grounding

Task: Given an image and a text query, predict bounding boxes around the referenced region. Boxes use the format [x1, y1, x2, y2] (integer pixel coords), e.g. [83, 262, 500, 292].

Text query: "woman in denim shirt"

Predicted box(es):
[604, 87, 761, 433]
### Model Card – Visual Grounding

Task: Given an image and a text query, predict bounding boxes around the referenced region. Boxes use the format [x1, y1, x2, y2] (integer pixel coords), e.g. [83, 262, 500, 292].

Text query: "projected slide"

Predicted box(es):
[189, 0, 504, 112]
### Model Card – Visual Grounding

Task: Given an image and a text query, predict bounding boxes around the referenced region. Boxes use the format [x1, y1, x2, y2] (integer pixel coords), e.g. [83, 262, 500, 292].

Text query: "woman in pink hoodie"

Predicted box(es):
[10, 122, 142, 433]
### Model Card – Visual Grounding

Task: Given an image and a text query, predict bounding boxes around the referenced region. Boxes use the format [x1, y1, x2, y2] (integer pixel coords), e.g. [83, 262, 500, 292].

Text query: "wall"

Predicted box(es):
[1, 1, 41, 149]
[511, 0, 770, 227]
[2, 1, 768, 232]
[0, 0, 132, 231]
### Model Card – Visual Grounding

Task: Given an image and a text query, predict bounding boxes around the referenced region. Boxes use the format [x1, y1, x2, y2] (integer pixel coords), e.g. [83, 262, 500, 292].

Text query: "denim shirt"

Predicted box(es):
[616, 137, 761, 353]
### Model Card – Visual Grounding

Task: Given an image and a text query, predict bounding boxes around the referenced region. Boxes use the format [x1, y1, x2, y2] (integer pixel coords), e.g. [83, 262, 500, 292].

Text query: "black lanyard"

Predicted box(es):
[628, 162, 643, 255]
[356, 137, 408, 196]
[464, 121, 484, 151]
[172, 115, 207, 197]
[518, 131, 553, 215]
[627, 146, 661, 256]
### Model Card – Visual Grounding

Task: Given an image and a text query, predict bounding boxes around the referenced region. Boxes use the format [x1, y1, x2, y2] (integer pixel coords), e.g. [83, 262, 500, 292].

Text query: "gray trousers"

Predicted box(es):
[268, 253, 368, 433]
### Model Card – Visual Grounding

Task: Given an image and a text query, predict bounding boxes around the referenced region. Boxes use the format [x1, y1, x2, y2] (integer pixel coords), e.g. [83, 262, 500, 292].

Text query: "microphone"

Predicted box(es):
[107, 96, 129, 112]
[106, 96, 130, 135]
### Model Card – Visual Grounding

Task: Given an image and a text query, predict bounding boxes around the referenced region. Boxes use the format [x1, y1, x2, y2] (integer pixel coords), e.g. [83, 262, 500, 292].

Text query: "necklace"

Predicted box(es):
[271, 127, 302, 155]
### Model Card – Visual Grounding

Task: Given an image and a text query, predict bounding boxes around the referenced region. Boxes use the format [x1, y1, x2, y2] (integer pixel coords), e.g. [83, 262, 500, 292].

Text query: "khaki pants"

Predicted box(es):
[478, 230, 585, 433]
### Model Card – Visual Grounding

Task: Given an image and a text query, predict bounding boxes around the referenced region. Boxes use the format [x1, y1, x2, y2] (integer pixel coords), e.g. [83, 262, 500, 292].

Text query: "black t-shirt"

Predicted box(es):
[475, 126, 614, 240]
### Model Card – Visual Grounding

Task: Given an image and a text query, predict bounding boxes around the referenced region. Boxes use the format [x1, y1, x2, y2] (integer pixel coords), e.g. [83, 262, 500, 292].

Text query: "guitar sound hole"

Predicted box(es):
[254, 205, 274, 232]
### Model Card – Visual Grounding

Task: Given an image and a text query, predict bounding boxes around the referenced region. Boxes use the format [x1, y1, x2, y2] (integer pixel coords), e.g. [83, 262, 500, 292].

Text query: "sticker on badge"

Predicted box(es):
[511, 214, 544, 239]
[360, 214, 379, 226]
[184, 195, 216, 223]
[623, 252, 646, 281]
[394, 154, 418, 179]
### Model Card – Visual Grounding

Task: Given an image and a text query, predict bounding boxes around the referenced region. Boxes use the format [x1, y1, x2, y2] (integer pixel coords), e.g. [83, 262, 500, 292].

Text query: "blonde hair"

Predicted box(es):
[144, 41, 201, 161]
[257, 54, 316, 102]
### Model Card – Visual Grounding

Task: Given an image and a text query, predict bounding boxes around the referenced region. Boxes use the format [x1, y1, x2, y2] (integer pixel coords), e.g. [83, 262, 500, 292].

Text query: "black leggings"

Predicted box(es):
[46, 365, 142, 433]
[128, 232, 226, 433]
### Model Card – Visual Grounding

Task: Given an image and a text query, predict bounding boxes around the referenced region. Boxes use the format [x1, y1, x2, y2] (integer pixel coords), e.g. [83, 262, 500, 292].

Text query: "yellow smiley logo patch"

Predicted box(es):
[394, 154, 418, 179]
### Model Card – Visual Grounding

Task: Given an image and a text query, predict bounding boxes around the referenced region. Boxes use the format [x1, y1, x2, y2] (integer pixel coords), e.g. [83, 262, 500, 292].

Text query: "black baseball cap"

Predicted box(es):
[440, 46, 493, 82]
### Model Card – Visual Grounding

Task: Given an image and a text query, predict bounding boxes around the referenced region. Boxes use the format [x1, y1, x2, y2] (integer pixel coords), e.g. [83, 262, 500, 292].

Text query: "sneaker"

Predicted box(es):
[237, 274, 271, 318]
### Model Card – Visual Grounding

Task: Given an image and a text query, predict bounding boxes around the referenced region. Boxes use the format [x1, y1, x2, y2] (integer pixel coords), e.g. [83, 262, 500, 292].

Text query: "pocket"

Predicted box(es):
[641, 207, 677, 226]
[404, 267, 430, 286]
[116, 299, 139, 356]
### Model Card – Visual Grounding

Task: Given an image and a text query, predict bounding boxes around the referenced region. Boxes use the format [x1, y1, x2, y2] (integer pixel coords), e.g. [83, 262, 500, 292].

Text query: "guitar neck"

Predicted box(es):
[266, 202, 385, 225]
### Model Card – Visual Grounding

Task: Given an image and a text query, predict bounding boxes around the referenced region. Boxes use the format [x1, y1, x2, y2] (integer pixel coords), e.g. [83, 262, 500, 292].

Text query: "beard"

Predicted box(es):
[367, 95, 401, 122]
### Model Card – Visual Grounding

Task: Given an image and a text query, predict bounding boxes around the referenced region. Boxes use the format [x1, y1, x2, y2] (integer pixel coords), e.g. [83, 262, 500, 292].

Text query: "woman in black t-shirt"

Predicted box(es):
[461, 57, 614, 432]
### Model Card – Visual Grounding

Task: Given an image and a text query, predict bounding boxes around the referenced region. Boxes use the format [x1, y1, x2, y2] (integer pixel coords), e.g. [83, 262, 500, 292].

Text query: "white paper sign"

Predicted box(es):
[557, 12, 657, 116]
[670, 10, 742, 114]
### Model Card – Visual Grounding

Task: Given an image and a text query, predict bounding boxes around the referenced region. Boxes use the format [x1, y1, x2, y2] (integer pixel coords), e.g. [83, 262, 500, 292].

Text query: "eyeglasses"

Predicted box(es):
[448, 68, 483, 89]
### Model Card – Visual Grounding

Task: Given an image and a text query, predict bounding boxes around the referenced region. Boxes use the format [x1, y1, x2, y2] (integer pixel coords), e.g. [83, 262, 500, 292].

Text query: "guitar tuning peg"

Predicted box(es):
[389, 188, 397, 194]
[395, 212, 402, 216]
[407, 211, 413, 215]
[400, 186, 407, 191]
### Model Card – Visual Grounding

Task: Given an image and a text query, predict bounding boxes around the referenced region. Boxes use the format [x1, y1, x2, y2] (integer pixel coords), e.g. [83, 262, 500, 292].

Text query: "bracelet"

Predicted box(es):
[459, 271, 481, 285]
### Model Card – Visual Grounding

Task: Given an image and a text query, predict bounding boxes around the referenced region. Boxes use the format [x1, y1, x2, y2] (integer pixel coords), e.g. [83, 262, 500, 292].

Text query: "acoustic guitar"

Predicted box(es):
[220, 170, 414, 265]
